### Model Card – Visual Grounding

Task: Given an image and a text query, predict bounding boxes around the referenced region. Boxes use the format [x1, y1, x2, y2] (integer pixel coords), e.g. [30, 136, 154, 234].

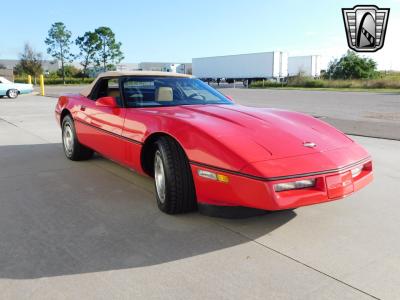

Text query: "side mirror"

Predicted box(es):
[96, 96, 117, 108]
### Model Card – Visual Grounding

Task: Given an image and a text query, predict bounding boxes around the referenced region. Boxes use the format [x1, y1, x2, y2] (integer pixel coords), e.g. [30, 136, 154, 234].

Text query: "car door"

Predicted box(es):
[74, 77, 126, 163]
[0, 78, 8, 96]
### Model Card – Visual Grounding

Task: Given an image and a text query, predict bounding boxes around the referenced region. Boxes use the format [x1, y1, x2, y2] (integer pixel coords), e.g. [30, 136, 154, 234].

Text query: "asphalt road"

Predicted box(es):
[0, 94, 399, 299]
[225, 88, 400, 140]
[36, 85, 400, 140]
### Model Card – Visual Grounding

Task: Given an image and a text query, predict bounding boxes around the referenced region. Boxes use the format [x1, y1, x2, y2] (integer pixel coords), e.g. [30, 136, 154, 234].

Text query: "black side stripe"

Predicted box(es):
[72, 118, 371, 182]
[74, 119, 143, 145]
[190, 157, 371, 182]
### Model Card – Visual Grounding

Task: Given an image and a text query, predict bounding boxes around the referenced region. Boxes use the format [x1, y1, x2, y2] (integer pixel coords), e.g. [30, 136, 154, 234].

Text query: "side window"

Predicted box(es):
[91, 78, 122, 106]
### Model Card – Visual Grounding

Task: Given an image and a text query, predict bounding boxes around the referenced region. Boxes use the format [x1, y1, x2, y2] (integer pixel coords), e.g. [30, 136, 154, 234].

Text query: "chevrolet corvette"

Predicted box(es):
[55, 71, 373, 214]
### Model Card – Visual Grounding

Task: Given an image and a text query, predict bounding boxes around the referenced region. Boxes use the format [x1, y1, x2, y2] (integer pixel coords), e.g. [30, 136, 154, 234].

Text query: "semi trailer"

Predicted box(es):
[288, 55, 321, 77]
[192, 51, 288, 84]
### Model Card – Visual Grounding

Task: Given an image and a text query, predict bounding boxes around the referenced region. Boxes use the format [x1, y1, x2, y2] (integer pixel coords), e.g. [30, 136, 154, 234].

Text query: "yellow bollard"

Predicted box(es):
[28, 75, 32, 85]
[40, 75, 45, 96]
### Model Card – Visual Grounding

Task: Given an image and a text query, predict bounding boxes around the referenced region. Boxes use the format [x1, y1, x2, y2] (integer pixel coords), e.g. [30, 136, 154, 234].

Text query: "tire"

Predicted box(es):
[61, 115, 94, 161]
[153, 136, 197, 214]
[7, 89, 18, 99]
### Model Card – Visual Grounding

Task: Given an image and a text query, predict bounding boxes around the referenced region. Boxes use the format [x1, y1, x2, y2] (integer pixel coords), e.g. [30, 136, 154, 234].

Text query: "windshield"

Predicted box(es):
[0, 77, 12, 84]
[121, 77, 232, 108]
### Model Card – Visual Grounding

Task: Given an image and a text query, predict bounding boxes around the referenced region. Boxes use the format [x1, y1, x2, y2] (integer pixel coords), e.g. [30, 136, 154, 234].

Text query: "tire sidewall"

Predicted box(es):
[154, 143, 172, 212]
[7, 89, 18, 99]
[153, 137, 197, 214]
[61, 116, 77, 159]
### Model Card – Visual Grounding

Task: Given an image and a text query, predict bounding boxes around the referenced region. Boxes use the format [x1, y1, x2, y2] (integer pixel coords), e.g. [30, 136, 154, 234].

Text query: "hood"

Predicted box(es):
[175, 104, 353, 162]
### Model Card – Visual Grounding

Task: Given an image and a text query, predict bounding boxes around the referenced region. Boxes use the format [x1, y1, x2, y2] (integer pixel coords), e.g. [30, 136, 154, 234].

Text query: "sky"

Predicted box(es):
[0, 0, 398, 70]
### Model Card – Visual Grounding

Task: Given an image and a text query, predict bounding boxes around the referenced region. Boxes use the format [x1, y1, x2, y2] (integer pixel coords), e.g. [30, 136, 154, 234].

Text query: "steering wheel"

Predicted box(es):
[187, 93, 206, 100]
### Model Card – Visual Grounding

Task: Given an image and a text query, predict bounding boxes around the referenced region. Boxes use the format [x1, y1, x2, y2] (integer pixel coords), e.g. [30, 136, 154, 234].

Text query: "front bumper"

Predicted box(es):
[190, 159, 373, 211]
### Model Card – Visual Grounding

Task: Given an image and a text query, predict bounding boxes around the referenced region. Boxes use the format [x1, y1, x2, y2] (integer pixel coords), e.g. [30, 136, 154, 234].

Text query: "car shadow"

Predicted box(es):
[0, 143, 296, 279]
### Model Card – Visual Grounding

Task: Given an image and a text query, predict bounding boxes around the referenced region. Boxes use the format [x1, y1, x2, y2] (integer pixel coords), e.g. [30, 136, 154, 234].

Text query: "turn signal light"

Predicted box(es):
[198, 170, 229, 183]
[216, 174, 229, 183]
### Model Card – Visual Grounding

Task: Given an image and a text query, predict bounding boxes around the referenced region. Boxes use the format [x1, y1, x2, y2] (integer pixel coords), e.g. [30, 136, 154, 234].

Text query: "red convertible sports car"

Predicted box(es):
[55, 71, 373, 215]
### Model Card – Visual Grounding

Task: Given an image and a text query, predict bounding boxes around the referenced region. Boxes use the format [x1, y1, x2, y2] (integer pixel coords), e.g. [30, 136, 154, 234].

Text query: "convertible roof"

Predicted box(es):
[80, 71, 192, 97]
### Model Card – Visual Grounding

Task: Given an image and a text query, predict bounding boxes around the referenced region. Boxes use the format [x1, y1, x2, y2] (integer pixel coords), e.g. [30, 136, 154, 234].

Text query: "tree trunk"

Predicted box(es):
[103, 41, 106, 71]
[60, 44, 65, 85]
[61, 59, 65, 85]
[84, 55, 89, 77]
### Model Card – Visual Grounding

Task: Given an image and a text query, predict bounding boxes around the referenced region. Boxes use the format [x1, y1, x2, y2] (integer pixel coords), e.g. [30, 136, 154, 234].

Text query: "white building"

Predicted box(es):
[115, 63, 139, 71]
[138, 62, 192, 74]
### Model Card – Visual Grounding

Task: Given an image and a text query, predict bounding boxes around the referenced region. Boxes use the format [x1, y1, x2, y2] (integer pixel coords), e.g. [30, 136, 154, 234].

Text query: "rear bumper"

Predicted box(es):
[190, 159, 373, 211]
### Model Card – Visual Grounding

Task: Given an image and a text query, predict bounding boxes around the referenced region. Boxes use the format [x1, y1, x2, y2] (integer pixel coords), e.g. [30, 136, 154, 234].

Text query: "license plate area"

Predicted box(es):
[326, 171, 354, 199]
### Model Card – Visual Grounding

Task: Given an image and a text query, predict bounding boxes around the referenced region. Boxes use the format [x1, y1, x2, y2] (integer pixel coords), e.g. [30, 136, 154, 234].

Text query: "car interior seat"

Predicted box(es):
[106, 89, 123, 106]
[107, 89, 120, 98]
[155, 87, 173, 102]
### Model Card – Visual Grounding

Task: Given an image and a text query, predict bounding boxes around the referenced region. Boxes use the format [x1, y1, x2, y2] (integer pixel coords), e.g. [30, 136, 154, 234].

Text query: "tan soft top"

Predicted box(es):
[80, 71, 192, 97]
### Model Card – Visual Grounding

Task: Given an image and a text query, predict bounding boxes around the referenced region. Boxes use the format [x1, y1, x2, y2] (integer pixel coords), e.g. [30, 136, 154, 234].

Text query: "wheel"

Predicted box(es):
[7, 89, 18, 99]
[61, 115, 94, 161]
[153, 136, 197, 214]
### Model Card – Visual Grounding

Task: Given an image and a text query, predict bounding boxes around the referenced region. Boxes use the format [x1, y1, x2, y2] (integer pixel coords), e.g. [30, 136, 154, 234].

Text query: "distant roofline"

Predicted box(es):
[95, 71, 191, 77]
[193, 51, 286, 60]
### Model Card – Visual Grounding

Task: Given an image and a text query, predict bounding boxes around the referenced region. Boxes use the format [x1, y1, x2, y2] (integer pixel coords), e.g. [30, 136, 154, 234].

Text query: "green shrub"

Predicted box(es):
[250, 75, 400, 90]
[14, 77, 95, 85]
[250, 80, 286, 88]
[363, 79, 400, 89]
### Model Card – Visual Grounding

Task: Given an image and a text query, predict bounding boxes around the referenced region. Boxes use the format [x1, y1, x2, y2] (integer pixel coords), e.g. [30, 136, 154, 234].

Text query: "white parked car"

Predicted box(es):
[0, 77, 33, 99]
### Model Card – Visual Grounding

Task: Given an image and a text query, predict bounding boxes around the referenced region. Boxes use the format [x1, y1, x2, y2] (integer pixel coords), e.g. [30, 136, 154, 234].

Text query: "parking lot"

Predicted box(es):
[1, 93, 400, 299]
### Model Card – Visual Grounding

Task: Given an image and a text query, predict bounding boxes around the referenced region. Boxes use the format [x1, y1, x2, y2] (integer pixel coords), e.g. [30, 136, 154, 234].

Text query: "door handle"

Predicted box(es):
[80, 105, 86, 111]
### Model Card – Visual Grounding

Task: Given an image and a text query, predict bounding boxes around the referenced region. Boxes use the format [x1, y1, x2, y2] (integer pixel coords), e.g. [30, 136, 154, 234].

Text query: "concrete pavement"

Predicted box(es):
[0, 95, 399, 299]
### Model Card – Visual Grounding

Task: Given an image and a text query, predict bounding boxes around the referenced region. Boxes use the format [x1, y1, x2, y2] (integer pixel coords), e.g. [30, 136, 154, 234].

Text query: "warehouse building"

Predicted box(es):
[138, 62, 192, 74]
[0, 59, 60, 73]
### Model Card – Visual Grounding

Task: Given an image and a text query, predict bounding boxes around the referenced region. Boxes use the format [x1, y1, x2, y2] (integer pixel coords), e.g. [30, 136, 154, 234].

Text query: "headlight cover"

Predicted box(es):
[274, 179, 316, 192]
[351, 166, 363, 178]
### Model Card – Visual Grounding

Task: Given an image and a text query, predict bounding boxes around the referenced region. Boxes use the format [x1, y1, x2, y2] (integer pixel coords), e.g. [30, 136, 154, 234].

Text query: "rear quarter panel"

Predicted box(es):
[55, 94, 86, 122]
